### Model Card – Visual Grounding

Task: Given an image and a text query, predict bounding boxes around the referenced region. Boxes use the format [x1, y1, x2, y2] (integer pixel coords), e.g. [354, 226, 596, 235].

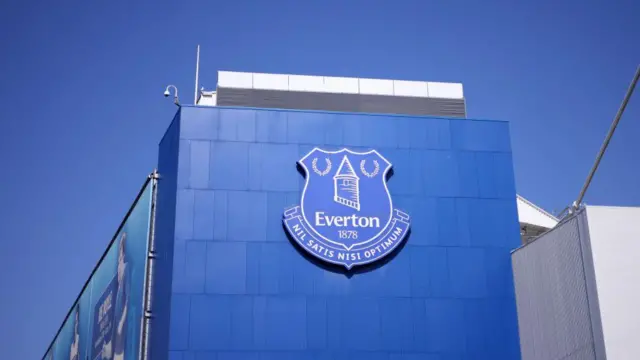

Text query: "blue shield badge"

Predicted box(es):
[283, 148, 411, 269]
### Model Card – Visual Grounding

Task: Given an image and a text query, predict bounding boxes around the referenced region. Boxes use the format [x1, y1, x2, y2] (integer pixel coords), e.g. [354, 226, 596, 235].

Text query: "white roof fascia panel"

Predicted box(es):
[358, 78, 394, 96]
[218, 71, 253, 89]
[216, 71, 467, 101]
[288, 75, 326, 92]
[252, 72, 289, 91]
[323, 76, 359, 94]
[516, 195, 559, 229]
[393, 80, 429, 98]
[427, 81, 464, 99]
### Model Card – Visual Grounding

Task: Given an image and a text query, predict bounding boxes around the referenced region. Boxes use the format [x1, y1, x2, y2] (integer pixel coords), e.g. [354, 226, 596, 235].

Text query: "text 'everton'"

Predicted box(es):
[314, 212, 381, 228]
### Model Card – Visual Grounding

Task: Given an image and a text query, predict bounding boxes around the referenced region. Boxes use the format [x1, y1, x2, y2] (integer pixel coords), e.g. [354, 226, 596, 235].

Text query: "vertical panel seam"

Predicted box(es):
[576, 212, 599, 359]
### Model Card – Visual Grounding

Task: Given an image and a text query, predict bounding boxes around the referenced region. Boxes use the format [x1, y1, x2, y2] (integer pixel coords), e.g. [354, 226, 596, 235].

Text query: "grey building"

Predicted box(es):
[512, 205, 640, 360]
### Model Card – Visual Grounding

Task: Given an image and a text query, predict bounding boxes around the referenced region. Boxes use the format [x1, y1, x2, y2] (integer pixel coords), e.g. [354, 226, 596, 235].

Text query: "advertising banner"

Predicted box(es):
[43, 177, 155, 360]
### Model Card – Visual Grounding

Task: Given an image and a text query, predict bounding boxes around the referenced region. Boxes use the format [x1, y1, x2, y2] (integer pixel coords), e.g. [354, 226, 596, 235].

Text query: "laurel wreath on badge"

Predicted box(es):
[360, 160, 380, 178]
[312, 158, 332, 176]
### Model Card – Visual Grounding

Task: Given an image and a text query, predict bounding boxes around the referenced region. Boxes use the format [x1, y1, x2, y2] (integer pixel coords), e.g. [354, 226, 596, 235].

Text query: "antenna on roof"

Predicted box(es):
[194, 44, 201, 105]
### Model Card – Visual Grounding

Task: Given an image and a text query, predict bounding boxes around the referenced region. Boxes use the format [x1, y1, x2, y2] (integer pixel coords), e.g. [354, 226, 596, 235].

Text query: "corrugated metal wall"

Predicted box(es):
[512, 210, 601, 360]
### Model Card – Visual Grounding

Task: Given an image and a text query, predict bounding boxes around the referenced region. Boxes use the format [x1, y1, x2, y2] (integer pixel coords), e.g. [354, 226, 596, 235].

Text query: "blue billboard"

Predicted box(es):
[43, 176, 155, 360]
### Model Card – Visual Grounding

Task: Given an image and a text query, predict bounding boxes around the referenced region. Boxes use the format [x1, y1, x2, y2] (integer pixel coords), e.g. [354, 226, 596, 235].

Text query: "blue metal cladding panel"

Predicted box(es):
[152, 110, 181, 360]
[165, 106, 521, 359]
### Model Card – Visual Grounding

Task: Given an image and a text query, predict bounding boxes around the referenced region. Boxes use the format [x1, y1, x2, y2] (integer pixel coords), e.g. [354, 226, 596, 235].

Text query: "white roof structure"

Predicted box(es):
[517, 195, 559, 243]
[517, 195, 559, 229]
[197, 71, 466, 118]
[197, 71, 558, 243]
[210, 71, 464, 98]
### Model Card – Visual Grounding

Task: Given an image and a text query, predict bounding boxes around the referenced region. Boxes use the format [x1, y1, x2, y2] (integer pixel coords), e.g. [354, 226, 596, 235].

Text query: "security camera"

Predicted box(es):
[163, 85, 180, 106]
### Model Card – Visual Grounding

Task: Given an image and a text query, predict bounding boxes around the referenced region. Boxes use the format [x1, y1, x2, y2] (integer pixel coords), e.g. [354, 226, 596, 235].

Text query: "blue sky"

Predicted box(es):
[0, 0, 638, 358]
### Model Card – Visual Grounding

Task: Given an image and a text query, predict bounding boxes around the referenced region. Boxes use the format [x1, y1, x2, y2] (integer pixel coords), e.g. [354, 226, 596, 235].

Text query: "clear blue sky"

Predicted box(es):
[0, 1, 638, 358]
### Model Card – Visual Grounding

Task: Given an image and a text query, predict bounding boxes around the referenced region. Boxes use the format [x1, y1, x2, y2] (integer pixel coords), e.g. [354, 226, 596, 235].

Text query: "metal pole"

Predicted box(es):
[141, 170, 159, 360]
[573, 65, 640, 210]
[194, 44, 200, 104]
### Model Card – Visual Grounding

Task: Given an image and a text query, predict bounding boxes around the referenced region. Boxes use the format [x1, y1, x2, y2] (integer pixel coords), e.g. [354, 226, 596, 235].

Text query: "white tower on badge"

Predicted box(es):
[333, 155, 360, 211]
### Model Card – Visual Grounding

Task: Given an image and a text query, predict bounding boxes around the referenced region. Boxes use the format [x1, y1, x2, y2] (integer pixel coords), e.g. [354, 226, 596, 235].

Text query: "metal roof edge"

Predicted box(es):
[517, 194, 559, 222]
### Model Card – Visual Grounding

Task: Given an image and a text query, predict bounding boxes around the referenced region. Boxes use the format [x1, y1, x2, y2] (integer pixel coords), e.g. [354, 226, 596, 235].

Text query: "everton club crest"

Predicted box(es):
[283, 148, 411, 269]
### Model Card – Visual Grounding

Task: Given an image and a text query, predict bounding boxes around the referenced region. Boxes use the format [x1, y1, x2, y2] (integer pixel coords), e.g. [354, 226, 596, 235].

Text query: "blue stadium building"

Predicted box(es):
[46, 71, 548, 360]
